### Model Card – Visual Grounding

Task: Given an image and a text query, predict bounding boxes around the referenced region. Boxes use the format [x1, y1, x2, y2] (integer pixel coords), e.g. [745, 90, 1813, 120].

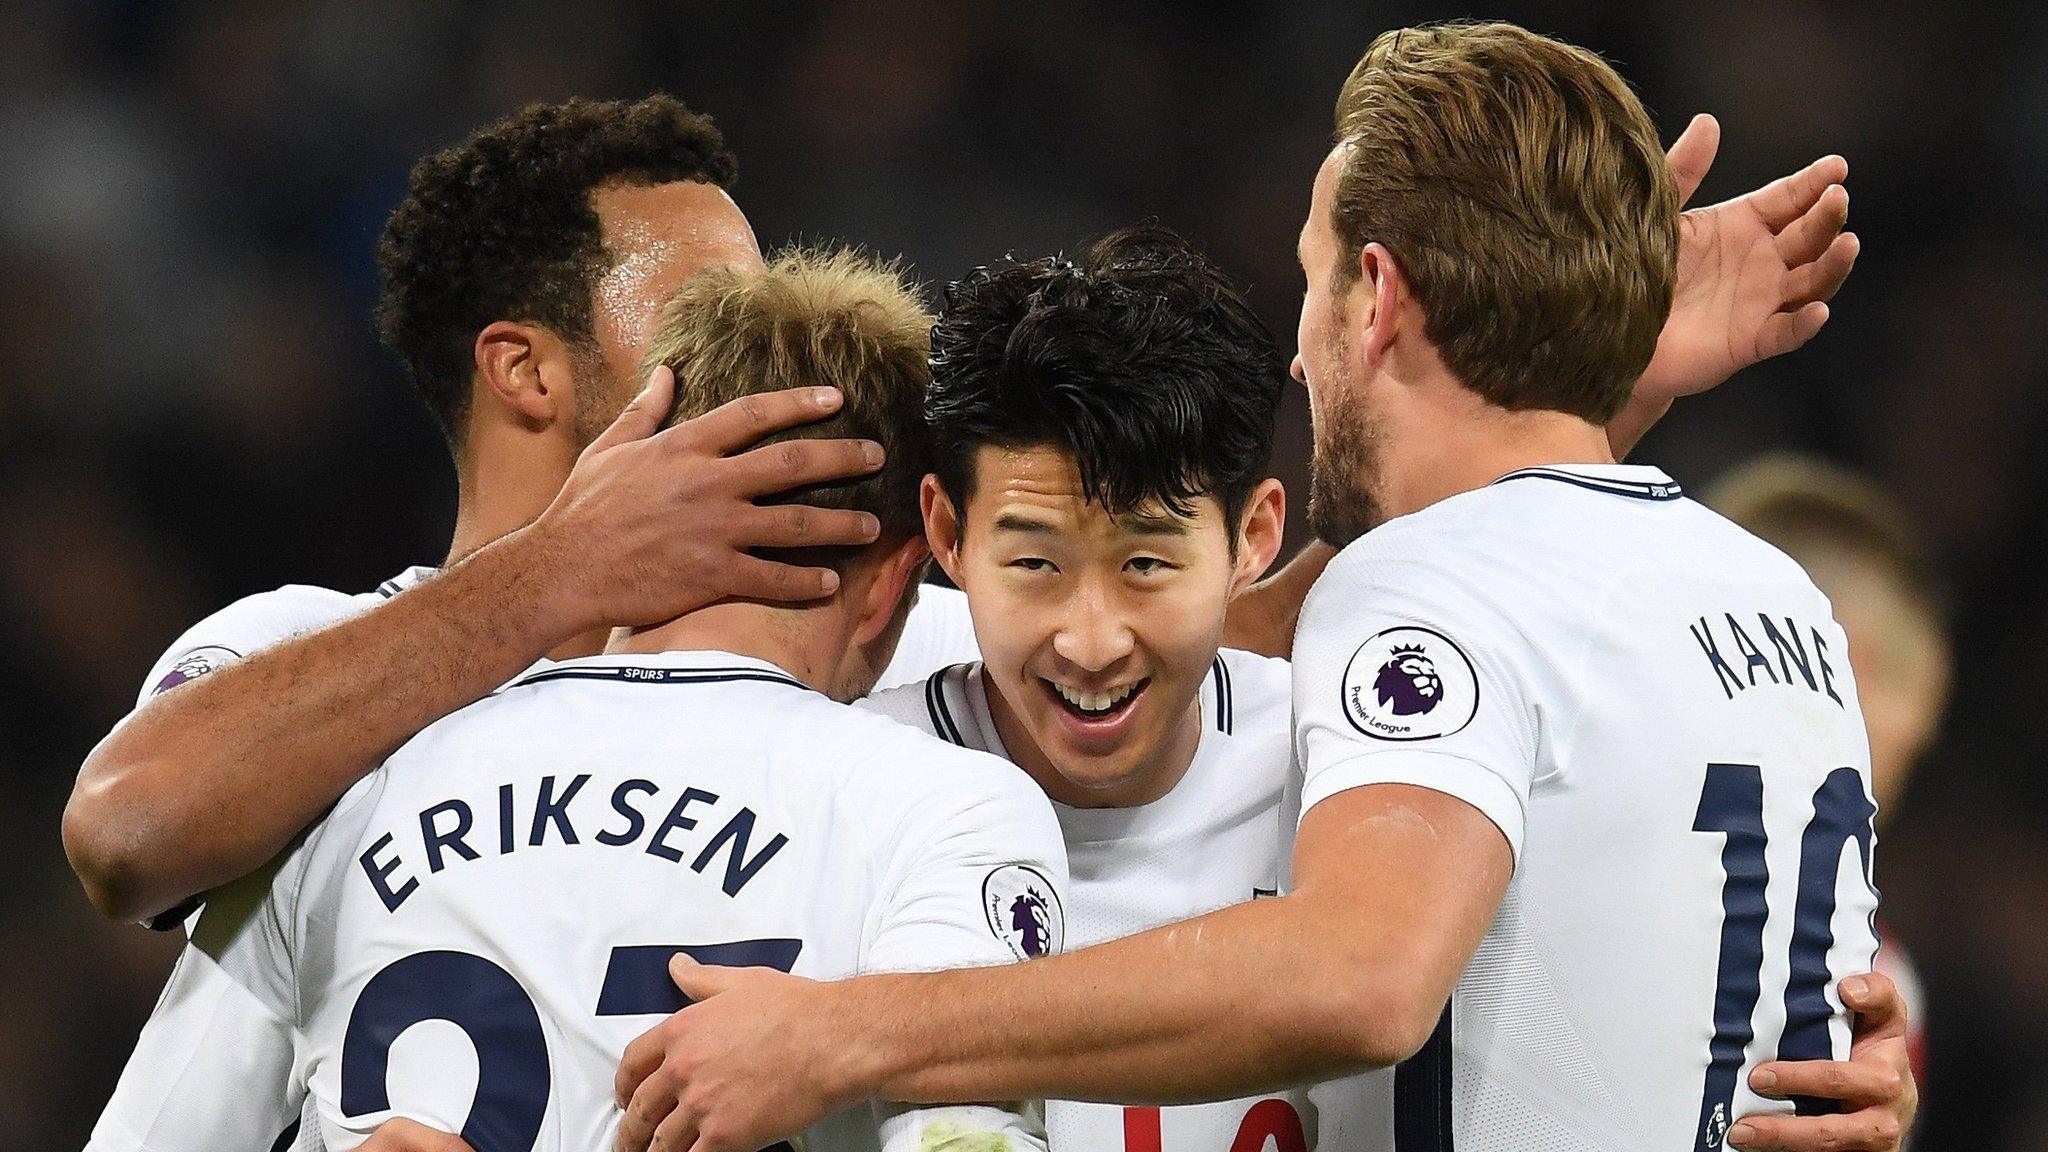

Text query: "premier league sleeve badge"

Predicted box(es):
[1340, 626, 1480, 741]
[982, 864, 1066, 960]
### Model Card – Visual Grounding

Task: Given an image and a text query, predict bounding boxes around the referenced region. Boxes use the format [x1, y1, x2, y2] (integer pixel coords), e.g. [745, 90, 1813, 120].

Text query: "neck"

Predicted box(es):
[607, 601, 848, 695]
[1377, 374, 1617, 524]
[447, 422, 608, 659]
[984, 670, 1205, 810]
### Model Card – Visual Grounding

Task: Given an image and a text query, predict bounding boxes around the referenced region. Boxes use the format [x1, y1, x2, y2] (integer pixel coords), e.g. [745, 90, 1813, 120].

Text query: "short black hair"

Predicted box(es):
[928, 224, 1285, 533]
[376, 95, 738, 448]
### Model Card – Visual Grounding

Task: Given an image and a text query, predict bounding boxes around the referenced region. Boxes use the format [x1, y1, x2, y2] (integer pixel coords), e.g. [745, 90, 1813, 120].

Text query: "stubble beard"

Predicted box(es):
[1305, 356, 1384, 549]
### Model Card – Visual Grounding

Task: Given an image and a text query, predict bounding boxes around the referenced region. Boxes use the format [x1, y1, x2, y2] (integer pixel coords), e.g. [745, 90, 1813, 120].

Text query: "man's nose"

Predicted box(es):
[1051, 589, 1136, 672]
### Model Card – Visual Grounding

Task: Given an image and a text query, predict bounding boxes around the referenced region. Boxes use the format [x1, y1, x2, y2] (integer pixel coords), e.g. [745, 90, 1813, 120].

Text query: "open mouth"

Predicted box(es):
[1043, 677, 1149, 723]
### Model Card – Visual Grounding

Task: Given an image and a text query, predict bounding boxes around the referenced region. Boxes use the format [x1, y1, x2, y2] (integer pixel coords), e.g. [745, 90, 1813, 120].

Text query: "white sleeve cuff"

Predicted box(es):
[1300, 749, 1527, 868]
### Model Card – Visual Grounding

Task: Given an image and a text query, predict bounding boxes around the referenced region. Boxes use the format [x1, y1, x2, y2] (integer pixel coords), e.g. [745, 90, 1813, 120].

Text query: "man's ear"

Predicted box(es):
[474, 320, 576, 430]
[1230, 479, 1287, 599]
[1358, 242, 1409, 367]
[921, 474, 967, 588]
[850, 534, 932, 646]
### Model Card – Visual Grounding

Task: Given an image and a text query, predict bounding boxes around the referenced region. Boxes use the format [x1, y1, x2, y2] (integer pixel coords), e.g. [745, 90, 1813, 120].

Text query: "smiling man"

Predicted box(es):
[613, 24, 1913, 1152]
[617, 219, 1908, 1152]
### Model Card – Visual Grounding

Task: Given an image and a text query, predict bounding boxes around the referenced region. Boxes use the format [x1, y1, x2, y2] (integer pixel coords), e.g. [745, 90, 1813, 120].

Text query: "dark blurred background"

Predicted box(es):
[3, 2, 2042, 1149]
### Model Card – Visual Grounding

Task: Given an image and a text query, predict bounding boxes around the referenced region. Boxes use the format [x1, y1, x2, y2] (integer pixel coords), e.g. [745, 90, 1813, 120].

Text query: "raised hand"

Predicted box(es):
[1608, 115, 1860, 456]
[1645, 113, 1860, 404]
[523, 365, 886, 634]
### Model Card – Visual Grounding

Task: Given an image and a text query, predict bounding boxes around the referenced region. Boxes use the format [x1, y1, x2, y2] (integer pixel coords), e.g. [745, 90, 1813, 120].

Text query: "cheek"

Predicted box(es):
[1138, 580, 1232, 676]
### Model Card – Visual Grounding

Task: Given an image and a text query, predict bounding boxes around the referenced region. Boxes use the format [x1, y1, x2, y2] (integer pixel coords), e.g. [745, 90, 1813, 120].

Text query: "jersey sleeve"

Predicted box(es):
[133, 583, 361, 708]
[1291, 541, 1548, 865]
[84, 945, 305, 1152]
[109, 584, 360, 929]
[864, 750, 1066, 1152]
[874, 584, 981, 692]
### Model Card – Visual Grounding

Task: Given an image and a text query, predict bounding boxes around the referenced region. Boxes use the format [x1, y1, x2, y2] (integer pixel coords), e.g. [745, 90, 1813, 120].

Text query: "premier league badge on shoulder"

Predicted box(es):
[1340, 626, 1479, 741]
[150, 646, 242, 697]
[982, 864, 1065, 960]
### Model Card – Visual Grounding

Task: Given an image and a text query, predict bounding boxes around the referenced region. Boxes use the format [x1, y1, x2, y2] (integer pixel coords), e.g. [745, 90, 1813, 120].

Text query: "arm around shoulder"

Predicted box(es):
[64, 532, 581, 923]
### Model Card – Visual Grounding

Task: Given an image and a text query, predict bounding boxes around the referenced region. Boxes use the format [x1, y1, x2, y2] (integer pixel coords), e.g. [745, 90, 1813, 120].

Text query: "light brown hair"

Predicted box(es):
[1331, 21, 1678, 423]
[640, 247, 934, 569]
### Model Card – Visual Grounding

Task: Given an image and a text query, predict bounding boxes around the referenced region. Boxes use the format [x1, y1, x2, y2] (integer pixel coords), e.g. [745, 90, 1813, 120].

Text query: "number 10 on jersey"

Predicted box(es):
[1693, 763, 1877, 1152]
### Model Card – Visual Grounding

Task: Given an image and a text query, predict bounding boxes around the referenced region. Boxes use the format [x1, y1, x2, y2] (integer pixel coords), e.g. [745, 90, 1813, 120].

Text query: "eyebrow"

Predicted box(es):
[990, 512, 1194, 537]
[992, 513, 1059, 536]
[1121, 515, 1193, 537]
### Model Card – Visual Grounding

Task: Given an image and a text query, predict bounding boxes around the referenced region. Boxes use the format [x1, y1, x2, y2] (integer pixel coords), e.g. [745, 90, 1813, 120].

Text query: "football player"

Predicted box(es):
[75, 97, 964, 1152]
[114, 250, 1066, 1152]
[848, 228, 1914, 1152]
[613, 24, 1912, 1152]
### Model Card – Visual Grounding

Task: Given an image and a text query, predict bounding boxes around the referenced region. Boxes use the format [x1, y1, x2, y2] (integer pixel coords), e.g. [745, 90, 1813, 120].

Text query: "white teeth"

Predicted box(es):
[1054, 681, 1139, 714]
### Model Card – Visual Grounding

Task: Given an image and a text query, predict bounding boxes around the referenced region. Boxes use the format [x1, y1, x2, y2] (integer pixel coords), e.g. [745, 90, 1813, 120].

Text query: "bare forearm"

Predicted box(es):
[65, 528, 582, 921]
[821, 789, 1504, 1110]
[833, 893, 1417, 1109]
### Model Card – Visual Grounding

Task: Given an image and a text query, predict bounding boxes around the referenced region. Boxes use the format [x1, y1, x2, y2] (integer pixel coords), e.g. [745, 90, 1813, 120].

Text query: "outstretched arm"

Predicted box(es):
[1609, 114, 1860, 459]
[612, 784, 1511, 1152]
[65, 369, 884, 923]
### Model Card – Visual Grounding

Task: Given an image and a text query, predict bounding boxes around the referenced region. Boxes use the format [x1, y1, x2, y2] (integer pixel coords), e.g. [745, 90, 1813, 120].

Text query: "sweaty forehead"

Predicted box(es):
[590, 180, 764, 365]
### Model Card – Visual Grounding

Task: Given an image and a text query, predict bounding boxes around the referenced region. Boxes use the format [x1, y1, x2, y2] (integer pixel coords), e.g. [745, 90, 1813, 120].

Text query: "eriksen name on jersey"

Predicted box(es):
[357, 773, 791, 912]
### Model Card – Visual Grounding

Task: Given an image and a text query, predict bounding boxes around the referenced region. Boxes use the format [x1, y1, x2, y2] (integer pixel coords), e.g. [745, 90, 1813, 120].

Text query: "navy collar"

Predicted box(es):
[1490, 464, 1682, 502]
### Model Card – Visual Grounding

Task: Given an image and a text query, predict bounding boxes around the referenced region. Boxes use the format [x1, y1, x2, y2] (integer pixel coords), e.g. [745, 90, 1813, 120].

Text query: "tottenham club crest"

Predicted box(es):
[150, 646, 241, 697]
[1340, 626, 1479, 741]
[983, 864, 1064, 960]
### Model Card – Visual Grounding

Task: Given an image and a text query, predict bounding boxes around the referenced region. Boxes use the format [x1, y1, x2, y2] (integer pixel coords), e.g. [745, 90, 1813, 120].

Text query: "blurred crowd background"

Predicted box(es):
[3, 1, 2042, 1149]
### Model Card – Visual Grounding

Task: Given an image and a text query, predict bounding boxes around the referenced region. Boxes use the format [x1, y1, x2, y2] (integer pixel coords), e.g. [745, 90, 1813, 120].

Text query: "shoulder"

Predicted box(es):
[854, 665, 953, 739]
[137, 582, 366, 706]
[1298, 513, 1526, 664]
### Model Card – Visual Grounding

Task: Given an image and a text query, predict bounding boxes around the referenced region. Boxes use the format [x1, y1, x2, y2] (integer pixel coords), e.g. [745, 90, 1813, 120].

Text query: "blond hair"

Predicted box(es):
[640, 247, 934, 568]
[1331, 21, 1678, 423]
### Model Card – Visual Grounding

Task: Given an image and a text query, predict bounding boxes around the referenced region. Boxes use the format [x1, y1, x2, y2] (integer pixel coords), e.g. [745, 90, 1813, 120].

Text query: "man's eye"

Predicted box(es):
[1127, 557, 1174, 576]
[1009, 557, 1057, 573]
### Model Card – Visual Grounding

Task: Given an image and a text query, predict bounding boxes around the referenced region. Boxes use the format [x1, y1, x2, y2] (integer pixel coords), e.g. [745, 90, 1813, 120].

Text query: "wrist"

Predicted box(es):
[463, 523, 600, 647]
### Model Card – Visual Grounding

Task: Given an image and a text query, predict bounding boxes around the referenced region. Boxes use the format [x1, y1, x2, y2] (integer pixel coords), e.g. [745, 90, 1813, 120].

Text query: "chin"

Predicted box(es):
[1043, 741, 1153, 794]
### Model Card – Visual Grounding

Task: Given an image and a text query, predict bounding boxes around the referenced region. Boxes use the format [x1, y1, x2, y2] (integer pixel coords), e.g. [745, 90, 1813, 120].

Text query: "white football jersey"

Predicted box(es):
[88, 566, 437, 1152]
[861, 652, 1366, 1151]
[88, 573, 978, 1152]
[194, 649, 1065, 1152]
[1289, 464, 1881, 1152]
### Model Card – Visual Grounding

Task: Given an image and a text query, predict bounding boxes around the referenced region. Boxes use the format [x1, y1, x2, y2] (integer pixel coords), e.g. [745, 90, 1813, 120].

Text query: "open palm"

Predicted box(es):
[1640, 115, 1860, 403]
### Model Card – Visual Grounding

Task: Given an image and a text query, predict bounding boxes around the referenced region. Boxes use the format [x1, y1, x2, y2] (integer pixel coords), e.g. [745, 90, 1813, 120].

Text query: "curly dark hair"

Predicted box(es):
[376, 95, 738, 447]
[928, 224, 1285, 534]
